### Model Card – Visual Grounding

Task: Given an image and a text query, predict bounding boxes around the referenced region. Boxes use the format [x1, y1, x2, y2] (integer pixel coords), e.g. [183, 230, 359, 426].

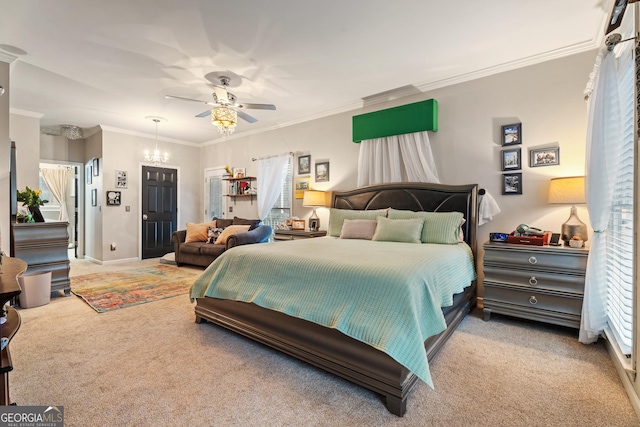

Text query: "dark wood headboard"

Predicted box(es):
[331, 182, 478, 257]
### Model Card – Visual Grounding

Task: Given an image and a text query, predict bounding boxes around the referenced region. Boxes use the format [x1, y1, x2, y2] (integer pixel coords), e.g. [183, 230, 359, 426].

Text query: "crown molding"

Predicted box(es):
[0, 52, 18, 64]
[10, 108, 44, 118]
[99, 125, 199, 147]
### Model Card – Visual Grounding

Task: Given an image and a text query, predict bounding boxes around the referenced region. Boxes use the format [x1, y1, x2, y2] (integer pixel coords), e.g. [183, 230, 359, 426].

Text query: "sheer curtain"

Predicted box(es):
[41, 167, 71, 222]
[257, 153, 292, 220]
[579, 46, 626, 344]
[357, 131, 439, 187]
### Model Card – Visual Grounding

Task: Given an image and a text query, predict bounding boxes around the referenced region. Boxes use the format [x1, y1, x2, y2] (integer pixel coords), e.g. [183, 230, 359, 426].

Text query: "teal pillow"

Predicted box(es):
[328, 208, 388, 237]
[387, 209, 464, 244]
[372, 217, 424, 244]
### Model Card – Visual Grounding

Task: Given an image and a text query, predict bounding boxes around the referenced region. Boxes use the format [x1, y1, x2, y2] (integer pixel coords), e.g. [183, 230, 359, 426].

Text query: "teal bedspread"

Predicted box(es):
[191, 237, 476, 388]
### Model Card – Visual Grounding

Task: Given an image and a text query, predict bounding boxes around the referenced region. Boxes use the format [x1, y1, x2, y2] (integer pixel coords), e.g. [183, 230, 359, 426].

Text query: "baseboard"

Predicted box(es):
[101, 257, 139, 265]
[82, 256, 102, 265]
[606, 339, 640, 421]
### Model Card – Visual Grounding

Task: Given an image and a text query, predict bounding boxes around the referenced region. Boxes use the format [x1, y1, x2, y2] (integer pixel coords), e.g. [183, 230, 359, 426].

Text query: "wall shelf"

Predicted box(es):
[223, 176, 257, 205]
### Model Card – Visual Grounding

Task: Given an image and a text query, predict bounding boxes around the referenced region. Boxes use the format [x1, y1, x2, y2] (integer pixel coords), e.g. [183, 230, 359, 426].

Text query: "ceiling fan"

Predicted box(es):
[165, 76, 276, 124]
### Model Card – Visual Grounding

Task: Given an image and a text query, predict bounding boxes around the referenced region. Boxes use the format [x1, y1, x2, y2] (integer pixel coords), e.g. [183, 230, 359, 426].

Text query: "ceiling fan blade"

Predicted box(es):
[213, 86, 229, 104]
[195, 109, 211, 118]
[237, 102, 276, 111]
[237, 110, 258, 123]
[165, 95, 216, 106]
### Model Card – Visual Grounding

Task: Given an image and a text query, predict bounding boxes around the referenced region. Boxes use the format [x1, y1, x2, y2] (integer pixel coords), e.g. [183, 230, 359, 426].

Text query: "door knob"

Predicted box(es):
[142, 214, 148, 220]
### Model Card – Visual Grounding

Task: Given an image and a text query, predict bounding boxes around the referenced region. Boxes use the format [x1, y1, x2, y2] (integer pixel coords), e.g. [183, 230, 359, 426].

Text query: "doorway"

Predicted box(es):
[141, 165, 178, 259]
[204, 167, 228, 222]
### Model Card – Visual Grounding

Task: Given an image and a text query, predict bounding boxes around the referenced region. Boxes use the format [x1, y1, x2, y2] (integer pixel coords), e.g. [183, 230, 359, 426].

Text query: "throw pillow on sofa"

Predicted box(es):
[185, 221, 216, 243]
[232, 216, 261, 230]
[207, 227, 225, 244]
[215, 225, 251, 245]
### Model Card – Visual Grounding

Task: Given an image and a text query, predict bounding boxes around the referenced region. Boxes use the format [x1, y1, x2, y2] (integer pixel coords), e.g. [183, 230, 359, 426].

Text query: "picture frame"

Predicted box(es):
[502, 173, 522, 195]
[106, 191, 121, 206]
[86, 166, 92, 184]
[315, 161, 329, 182]
[92, 158, 99, 176]
[291, 219, 306, 231]
[501, 123, 522, 146]
[298, 155, 311, 175]
[116, 170, 128, 188]
[91, 188, 97, 206]
[309, 218, 319, 231]
[233, 167, 246, 178]
[501, 148, 521, 171]
[294, 177, 310, 199]
[530, 147, 560, 167]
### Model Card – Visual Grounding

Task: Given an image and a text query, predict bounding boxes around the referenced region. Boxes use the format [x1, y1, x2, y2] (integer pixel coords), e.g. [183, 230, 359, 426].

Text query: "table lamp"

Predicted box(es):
[548, 176, 587, 246]
[302, 190, 326, 231]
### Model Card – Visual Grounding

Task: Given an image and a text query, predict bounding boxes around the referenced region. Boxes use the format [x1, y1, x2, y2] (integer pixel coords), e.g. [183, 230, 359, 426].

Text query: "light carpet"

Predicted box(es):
[71, 264, 200, 312]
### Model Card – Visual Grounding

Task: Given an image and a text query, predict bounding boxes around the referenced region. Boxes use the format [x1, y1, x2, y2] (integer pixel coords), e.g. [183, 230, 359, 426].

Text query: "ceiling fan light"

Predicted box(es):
[212, 107, 237, 136]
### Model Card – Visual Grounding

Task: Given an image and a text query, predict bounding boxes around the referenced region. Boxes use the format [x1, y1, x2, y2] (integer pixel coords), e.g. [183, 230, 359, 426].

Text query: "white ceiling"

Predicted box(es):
[1, 0, 610, 145]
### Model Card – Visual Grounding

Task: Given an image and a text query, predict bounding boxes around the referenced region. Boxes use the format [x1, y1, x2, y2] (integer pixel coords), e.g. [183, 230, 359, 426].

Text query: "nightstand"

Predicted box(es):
[482, 241, 588, 329]
[274, 230, 327, 241]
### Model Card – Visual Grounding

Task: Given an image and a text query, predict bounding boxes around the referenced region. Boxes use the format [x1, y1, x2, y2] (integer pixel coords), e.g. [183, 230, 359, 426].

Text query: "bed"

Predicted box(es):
[191, 182, 478, 416]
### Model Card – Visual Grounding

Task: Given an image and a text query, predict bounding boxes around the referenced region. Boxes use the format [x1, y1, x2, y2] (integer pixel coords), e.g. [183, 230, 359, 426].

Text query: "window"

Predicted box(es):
[606, 44, 634, 354]
[261, 156, 292, 229]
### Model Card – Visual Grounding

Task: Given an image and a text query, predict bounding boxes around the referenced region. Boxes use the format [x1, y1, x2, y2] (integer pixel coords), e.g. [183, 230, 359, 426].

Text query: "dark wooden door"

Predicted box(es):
[142, 166, 177, 259]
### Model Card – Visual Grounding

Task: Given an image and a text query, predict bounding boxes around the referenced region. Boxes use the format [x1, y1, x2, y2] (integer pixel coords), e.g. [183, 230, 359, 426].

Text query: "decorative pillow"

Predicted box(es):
[207, 227, 225, 244]
[387, 209, 464, 244]
[372, 217, 424, 243]
[185, 221, 216, 243]
[233, 216, 261, 231]
[214, 225, 251, 245]
[212, 217, 233, 228]
[339, 219, 378, 240]
[328, 208, 388, 237]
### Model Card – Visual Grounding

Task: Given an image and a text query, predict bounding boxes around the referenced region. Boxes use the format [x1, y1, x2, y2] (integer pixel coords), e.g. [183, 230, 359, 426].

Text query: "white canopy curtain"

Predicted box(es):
[257, 153, 293, 220]
[357, 131, 440, 187]
[579, 44, 627, 344]
[40, 166, 71, 222]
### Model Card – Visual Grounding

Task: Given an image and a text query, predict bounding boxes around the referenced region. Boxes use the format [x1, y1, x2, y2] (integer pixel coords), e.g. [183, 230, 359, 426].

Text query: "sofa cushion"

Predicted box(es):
[213, 217, 234, 228]
[199, 244, 226, 257]
[233, 216, 261, 230]
[180, 242, 207, 254]
[185, 221, 215, 243]
[215, 225, 251, 245]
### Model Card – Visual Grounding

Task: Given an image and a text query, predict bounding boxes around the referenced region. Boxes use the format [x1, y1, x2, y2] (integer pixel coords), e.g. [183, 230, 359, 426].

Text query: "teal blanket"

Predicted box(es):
[191, 237, 476, 387]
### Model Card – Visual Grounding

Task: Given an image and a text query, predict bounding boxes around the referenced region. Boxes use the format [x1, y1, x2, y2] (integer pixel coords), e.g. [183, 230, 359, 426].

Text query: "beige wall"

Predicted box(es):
[0, 62, 9, 254]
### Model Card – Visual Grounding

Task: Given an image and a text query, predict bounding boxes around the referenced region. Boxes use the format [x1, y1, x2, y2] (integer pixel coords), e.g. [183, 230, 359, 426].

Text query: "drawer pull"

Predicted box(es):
[529, 296, 538, 305]
[528, 256, 538, 265]
[529, 276, 538, 286]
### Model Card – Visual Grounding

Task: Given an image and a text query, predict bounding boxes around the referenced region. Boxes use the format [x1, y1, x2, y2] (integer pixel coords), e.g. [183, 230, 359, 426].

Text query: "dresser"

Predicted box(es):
[482, 241, 588, 329]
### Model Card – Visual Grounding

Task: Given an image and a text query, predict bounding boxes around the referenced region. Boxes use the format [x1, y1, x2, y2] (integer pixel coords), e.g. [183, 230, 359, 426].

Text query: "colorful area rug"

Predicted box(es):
[71, 264, 200, 313]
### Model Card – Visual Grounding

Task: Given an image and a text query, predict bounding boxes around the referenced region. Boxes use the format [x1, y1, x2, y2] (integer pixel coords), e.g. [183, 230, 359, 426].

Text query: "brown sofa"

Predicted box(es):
[172, 217, 272, 268]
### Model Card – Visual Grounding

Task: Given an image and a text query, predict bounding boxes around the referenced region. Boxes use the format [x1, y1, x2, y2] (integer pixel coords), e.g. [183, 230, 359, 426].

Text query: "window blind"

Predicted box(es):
[606, 46, 635, 354]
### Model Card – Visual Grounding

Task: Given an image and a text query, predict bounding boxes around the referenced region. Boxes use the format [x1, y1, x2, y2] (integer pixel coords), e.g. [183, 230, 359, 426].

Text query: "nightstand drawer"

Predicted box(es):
[483, 266, 584, 295]
[484, 283, 583, 317]
[484, 247, 587, 273]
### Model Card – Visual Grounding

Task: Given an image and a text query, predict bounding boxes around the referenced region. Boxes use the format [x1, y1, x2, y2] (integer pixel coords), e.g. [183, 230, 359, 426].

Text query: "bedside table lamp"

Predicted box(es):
[548, 176, 587, 246]
[303, 190, 326, 231]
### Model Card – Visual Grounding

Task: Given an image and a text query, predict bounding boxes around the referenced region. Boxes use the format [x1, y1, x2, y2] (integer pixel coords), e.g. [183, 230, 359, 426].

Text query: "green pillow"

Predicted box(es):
[372, 217, 424, 244]
[328, 208, 388, 237]
[387, 209, 463, 244]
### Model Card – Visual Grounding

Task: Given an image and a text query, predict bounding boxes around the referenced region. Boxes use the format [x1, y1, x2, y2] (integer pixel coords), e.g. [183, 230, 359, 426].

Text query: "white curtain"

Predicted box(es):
[41, 167, 71, 222]
[357, 131, 439, 187]
[579, 48, 625, 344]
[257, 153, 292, 220]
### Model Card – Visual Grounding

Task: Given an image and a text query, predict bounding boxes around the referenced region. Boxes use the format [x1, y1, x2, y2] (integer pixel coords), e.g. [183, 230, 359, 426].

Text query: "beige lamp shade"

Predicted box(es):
[302, 190, 326, 207]
[548, 176, 586, 204]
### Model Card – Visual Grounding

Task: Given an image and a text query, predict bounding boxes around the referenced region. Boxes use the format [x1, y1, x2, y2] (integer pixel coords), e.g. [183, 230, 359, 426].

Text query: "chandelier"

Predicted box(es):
[144, 117, 169, 165]
[211, 107, 237, 136]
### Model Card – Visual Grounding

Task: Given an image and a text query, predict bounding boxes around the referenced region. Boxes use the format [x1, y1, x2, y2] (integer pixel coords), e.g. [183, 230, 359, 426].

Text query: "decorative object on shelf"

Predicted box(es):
[291, 219, 306, 231]
[144, 116, 169, 165]
[315, 161, 330, 182]
[530, 147, 560, 167]
[569, 236, 584, 248]
[224, 165, 233, 177]
[16, 186, 48, 223]
[502, 173, 522, 195]
[116, 170, 128, 188]
[501, 123, 522, 146]
[548, 176, 588, 246]
[501, 148, 521, 171]
[298, 154, 310, 175]
[106, 191, 121, 206]
[294, 177, 310, 199]
[303, 190, 326, 231]
[212, 106, 237, 136]
[233, 167, 245, 178]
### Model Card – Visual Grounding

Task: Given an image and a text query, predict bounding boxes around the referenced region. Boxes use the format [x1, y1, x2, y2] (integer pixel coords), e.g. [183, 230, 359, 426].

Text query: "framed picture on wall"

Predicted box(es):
[315, 161, 329, 182]
[106, 191, 121, 206]
[294, 177, 310, 199]
[530, 147, 560, 167]
[298, 155, 311, 175]
[116, 170, 128, 188]
[86, 166, 92, 184]
[502, 173, 522, 195]
[92, 158, 99, 176]
[501, 123, 522, 146]
[91, 188, 97, 206]
[501, 148, 521, 171]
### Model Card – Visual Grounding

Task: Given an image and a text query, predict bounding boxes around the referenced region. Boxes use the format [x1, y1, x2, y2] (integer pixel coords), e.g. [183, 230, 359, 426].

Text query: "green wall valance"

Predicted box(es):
[352, 99, 438, 143]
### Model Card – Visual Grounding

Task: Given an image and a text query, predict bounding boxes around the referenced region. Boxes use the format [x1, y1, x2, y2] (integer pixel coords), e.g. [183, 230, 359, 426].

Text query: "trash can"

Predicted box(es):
[18, 271, 52, 308]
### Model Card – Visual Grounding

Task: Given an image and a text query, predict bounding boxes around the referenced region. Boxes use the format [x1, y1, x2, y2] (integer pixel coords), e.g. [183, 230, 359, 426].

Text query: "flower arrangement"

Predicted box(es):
[17, 186, 48, 207]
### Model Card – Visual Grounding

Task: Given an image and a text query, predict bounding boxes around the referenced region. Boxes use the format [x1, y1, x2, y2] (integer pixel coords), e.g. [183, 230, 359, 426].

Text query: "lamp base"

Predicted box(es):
[309, 208, 320, 232]
[561, 206, 588, 246]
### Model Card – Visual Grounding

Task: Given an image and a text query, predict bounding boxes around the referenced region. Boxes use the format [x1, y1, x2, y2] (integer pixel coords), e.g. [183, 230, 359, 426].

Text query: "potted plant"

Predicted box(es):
[16, 186, 48, 223]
